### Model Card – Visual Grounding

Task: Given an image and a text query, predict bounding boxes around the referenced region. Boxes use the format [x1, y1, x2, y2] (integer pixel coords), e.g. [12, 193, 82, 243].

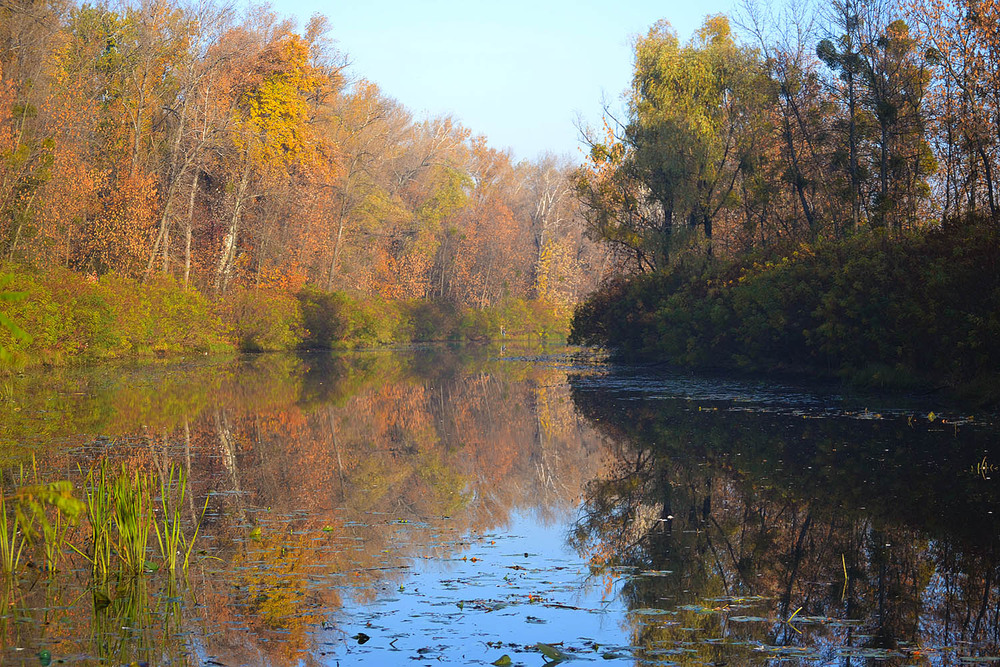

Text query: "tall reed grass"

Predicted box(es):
[112, 466, 152, 574]
[2, 459, 207, 582]
[83, 462, 114, 580]
[154, 464, 194, 572]
[0, 493, 24, 574]
[13, 458, 85, 573]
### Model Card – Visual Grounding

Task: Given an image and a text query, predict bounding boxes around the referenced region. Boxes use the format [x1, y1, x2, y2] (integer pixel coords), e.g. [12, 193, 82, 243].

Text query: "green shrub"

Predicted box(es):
[571, 218, 1000, 393]
[297, 286, 353, 347]
[346, 296, 400, 347]
[298, 287, 401, 348]
[220, 287, 304, 352]
[0, 266, 230, 368]
[1, 262, 580, 367]
[101, 274, 228, 355]
[402, 301, 461, 342]
[458, 307, 500, 340]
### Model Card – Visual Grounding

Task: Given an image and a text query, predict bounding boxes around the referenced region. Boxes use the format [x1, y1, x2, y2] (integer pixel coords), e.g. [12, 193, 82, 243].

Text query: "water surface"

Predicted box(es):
[1, 347, 998, 666]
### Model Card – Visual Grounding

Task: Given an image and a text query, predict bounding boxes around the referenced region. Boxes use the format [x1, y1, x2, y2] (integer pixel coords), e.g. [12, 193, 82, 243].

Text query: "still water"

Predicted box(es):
[0, 345, 998, 666]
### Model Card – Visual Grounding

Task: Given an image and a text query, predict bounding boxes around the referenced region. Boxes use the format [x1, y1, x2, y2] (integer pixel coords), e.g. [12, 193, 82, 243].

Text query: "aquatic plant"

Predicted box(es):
[153, 464, 184, 572]
[14, 475, 86, 573]
[0, 492, 24, 574]
[82, 462, 114, 580]
[112, 466, 152, 574]
[153, 464, 207, 573]
[1, 461, 88, 576]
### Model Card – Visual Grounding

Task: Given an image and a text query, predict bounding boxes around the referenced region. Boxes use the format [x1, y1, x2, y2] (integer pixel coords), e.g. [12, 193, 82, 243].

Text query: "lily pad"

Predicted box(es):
[536, 642, 570, 662]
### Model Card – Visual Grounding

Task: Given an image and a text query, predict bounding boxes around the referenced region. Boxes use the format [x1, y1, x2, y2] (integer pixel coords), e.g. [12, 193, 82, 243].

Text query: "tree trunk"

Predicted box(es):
[183, 172, 197, 289]
[162, 223, 170, 274]
[326, 206, 348, 291]
[215, 167, 250, 294]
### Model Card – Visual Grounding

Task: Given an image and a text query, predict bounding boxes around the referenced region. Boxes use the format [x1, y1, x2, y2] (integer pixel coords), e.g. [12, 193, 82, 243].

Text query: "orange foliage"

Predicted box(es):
[0, 1, 593, 308]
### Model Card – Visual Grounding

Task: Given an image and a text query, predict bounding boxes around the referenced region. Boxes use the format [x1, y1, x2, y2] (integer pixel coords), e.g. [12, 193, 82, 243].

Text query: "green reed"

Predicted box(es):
[153, 464, 209, 573]
[154, 464, 185, 572]
[83, 461, 114, 580]
[14, 458, 85, 573]
[0, 492, 24, 574]
[0, 459, 207, 580]
[112, 466, 152, 574]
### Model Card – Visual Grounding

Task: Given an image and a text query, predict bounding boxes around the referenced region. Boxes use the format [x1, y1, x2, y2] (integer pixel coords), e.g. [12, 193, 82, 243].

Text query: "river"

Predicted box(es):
[0, 345, 998, 666]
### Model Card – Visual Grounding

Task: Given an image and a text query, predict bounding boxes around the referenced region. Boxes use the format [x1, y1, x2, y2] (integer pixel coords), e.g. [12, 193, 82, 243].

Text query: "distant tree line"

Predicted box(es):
[0, 0, 601, 309]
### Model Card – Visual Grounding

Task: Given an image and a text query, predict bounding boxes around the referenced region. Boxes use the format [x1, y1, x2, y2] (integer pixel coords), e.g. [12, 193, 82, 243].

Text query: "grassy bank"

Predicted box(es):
[0, 267, 570, 369]
[570, 217, 1000, 399]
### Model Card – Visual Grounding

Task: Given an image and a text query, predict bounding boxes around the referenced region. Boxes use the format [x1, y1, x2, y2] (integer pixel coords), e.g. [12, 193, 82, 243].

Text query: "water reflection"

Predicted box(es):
[4, 350, 1000, 665]
[570, 375, 1000, 664]
[0, 345, 606, 665]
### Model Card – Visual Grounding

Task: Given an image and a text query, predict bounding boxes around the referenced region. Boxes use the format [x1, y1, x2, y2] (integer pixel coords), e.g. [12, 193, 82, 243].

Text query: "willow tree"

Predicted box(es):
[576, 16, 774, 271]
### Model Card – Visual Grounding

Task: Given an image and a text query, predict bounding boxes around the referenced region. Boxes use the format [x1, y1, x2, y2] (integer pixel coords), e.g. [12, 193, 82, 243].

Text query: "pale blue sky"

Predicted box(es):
[286, 1, 734, 162]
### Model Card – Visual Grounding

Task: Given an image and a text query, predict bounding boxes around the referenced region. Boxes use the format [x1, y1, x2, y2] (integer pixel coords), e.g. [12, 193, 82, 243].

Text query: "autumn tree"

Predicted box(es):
[1, 0, 595, 313]
[910, 0, 1000, 222]
[576, 16, 775, 271]
[316, 81, 407, 291]
[817, 0, 934, 231]
[210, 27, 319, 292]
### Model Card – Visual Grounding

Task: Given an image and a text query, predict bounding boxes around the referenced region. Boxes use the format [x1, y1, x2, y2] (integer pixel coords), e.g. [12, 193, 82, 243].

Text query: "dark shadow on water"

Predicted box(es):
[570, 372, 1000, 664]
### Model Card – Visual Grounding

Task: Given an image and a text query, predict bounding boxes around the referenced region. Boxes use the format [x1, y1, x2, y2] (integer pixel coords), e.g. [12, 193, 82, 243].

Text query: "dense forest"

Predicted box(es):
[570, 0, 1000, 394]
[3, 0, 999, 391]
[0, 0, 601, 363]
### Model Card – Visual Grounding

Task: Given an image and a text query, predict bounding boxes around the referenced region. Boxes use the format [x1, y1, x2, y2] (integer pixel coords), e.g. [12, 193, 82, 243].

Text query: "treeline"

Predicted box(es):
[0, 0, 600, 326]
[571, 0, 1000, 392]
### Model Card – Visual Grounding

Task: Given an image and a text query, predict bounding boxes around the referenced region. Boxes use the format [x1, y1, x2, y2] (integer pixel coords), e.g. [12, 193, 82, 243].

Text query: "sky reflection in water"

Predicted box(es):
[0, 346, 998, 666]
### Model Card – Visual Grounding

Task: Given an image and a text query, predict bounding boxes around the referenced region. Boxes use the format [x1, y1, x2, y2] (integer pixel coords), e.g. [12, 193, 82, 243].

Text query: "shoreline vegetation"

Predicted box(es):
[3, 0, 1000, 402]
[0, 264, 569, 370]
[570, 217, 1000, 402]
[562, 4, 1000, 404]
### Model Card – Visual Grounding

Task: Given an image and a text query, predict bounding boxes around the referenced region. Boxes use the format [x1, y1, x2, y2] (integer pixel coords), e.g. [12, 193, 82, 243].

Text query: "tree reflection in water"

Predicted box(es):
[570, 383, 1000, 663]
[0, 345, 606, 665]
[6, 350, 1000, 665]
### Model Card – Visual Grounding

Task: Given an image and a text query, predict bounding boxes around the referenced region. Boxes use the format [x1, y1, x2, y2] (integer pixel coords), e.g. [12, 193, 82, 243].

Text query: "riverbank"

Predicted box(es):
[570, 217, 1000, 403]
[0, 266, 569, 370]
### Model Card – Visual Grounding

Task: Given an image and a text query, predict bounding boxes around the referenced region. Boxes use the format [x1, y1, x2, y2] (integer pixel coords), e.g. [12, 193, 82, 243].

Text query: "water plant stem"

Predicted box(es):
[113, 467, 151, 574]
[0, 493, 24, 574]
